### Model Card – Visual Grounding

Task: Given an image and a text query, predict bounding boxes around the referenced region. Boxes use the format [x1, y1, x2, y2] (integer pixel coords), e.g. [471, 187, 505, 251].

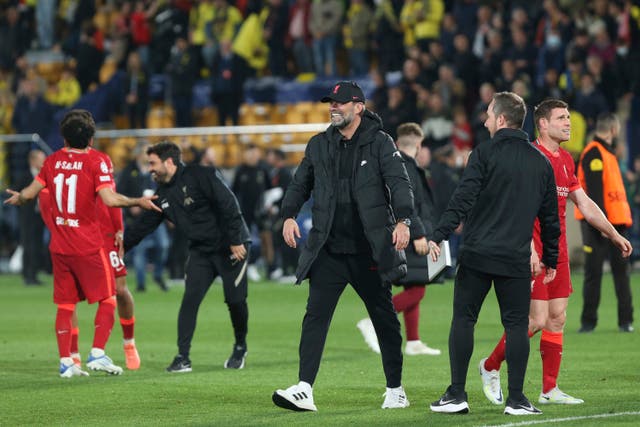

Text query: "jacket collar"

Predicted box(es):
[592, 135, 614, 154]
[327, 109, 384, 146]
[492, 127, 530, 143]
[161, 162, 185, 187]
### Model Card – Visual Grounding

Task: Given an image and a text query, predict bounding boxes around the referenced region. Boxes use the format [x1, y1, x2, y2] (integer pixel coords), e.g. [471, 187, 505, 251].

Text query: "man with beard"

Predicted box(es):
[272, 81, 414, 411]
[123, 141, 251, 372]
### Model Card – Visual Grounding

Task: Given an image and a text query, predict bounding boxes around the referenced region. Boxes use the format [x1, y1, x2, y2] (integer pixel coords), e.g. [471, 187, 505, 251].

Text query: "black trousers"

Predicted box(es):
[298, 248, 403, 387]
[177, 248, 249, 357]
[580, 222, 634, 328]
[449, 264, 531, 402]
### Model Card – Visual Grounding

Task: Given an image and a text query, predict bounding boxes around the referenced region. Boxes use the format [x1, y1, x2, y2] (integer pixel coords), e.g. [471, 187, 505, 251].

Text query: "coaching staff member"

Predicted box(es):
[272, 81, 414, 412]
[428, 92, 561, 416]
[575, 113, 634, 333]
[123, 141, 251, 372]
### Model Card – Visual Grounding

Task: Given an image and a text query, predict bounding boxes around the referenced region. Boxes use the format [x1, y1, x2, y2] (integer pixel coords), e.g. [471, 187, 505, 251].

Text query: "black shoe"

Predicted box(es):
[224, 344, 247, 369]
[504, 397, 542, 415]
[430, 387, 469, 414]
[578, 324, 595, 333]
[619, 323, 634, 332]
[154, 277, 169, 291]
[166, 354, 192, 373]
[24, 279, 43, 286]
[136, 286, 146, 292]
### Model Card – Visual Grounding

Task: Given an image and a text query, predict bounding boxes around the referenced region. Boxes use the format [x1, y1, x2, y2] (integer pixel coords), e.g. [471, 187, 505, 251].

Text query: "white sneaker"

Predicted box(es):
[269, 268, 283, 280]
[356, 318, 380, 354]
[381, 386, 410, 409]
[478, 357, 503, 405]
[59, 358, 89, 378]
[277, 275, 297, 284]
[86, 349, 123, 375]
[272, 381, 317, 412]
[247, 265, 261, 282]
[405, 340, 441, 355]
[538, 387, 584, 404]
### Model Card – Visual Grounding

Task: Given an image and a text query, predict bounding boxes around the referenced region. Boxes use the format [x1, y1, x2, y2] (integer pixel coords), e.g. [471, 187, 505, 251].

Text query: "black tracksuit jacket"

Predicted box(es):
[123, 163, 250, 254]
[281, 109, 414, 285]
[431, 128, 560, 278]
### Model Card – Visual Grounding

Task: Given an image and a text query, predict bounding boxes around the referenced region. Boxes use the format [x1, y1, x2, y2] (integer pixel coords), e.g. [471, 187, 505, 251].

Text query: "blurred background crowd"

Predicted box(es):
[1, 0, 640, 285]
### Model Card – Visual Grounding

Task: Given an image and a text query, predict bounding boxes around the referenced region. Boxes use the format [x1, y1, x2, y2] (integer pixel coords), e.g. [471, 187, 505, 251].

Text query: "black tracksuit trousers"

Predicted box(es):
[580, 222, 634, 329]
[449, 264, 531, 403]
[298, 248, 403, 388]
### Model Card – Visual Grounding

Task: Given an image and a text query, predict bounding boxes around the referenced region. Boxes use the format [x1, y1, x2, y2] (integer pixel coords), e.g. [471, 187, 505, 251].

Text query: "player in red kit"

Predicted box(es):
[91, 149, 140, 370]
[5, 109, 159, 378]
[478, 99, 632, 405]
[39, 150, 142, 370]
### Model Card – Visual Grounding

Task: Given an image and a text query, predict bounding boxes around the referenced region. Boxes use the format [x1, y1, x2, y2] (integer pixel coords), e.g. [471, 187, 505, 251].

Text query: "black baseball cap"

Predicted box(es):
[321, 81, 366, 103]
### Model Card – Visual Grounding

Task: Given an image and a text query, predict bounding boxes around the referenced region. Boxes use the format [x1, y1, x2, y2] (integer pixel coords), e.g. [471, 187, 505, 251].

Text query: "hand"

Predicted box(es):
[612, 234, 633, 258]
[413, 237, 429, 255]
[542, 263, 556, 284]
[115, 231, 124, 258]
[229, 244, 247, 261]
[4, 189, 23, 206]
[283, 218, 301, 248]
[392, 222, 410, 250]
[427, 240, 441, 262]
[138, 195, 162, 212]
[530, 248, 541, 277]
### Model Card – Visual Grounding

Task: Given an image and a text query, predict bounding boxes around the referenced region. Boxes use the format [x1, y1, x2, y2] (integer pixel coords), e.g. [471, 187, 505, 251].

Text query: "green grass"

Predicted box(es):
[0, 272, 638, 426]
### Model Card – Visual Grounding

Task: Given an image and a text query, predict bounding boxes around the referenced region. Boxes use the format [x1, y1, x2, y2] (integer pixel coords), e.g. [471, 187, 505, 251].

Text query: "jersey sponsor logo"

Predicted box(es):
[161, 200, 169, 209]
[54, 160, 83, 170]
[99, 175, 112, 182]
[557, 186, 569, 198]
[589, 158, 604, 171]
[56, 216, 80, 227]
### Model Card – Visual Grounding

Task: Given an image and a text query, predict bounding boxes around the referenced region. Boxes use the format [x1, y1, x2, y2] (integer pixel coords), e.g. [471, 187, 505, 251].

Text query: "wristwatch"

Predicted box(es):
[397, 218, 411, 227]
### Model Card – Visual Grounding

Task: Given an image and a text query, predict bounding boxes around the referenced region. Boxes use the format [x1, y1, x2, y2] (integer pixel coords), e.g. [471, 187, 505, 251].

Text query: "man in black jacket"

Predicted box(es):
[123, 141, 251, 372]
[272, 81, 414, 412]
[428, 92, 561, 416]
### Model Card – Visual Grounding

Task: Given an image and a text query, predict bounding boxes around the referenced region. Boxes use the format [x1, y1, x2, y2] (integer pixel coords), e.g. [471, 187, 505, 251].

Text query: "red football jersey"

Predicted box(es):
[532, 141, 581, 264]
[92, 149, 124, 237]
[36, 148, 114, 255]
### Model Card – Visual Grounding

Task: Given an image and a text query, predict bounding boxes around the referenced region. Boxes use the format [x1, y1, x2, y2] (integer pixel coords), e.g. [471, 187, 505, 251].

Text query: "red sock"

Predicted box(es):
[485, 330, 536, 371]
[540, 329, 563, 393]
[392, 287, 425, 341]
[120, 316, 135, 341]
[55, 304, 75, 358]
[392, 286, 425, 313]
[92, 298, 116, 350]
[70, 327, 79, 354]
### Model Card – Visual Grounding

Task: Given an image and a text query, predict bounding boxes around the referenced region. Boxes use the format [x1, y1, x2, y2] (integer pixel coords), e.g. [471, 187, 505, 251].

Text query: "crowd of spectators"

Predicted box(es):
[2, 0, 640, 273]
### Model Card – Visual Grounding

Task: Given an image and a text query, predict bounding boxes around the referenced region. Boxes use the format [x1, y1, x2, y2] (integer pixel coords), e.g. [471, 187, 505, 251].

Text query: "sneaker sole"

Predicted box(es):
[86, 364, 123, 375]
[430, 402, 469, 414]
[504, 407, 542, 415]
[272, 391, 316, 412]
[538, 398, 584, 405]
[166, 367, 192, 373]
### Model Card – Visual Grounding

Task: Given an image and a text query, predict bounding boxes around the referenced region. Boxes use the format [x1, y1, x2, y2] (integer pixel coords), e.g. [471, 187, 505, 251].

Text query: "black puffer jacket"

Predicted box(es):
[281, 110, 414, 284]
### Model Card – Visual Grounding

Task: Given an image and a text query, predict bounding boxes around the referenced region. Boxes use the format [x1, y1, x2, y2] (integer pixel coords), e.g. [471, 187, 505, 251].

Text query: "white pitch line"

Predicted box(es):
[477, 411, 640, 427]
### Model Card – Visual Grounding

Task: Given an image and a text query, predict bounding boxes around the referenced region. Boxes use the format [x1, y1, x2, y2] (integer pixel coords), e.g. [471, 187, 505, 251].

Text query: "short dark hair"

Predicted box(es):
[534, 98, 568, 130]
[146, 140, 182, 165]
[60, 109, 96, 149]
[492, 92, 526, 128]
[595, 112, 619, 133]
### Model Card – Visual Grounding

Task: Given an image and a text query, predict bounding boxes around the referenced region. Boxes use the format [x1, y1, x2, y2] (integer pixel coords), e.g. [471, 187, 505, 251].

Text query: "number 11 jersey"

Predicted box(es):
[36, 147, 114, 255]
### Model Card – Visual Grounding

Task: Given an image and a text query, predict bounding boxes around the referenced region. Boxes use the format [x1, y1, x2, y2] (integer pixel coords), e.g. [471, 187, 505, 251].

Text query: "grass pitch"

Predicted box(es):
[0, 272, 638, 426]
